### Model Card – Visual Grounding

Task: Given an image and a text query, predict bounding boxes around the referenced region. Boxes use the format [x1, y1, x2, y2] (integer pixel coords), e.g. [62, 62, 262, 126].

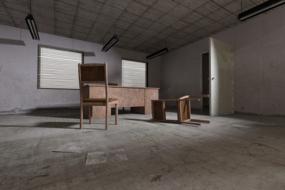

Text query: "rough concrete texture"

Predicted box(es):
[0, 111, 285, 190]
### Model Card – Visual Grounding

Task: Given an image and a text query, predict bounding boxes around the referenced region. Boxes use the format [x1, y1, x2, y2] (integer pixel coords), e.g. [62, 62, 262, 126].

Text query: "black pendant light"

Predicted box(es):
[25, 0, 40, 40]
[146, 48, 169, 59]
[101, 34, 119, 52]
[238, 0, 285, 21]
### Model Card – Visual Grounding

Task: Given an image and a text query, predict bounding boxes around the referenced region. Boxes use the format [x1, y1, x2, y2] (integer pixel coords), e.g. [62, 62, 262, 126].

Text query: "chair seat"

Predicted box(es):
[83, 98, 118, 104]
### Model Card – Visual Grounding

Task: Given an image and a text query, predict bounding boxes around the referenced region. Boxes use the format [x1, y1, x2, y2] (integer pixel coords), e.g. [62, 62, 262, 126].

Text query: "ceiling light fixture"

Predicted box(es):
[101, 34, 119, 52]
[146, 48, 169, 59]
[238, 0, 285, 21]
[25, 0, 40, 40]
[25, 14, 40, 40]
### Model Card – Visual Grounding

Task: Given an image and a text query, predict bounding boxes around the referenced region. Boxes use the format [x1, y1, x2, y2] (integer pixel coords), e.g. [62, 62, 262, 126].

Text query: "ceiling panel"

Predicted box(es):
[0, 0, 267, 52]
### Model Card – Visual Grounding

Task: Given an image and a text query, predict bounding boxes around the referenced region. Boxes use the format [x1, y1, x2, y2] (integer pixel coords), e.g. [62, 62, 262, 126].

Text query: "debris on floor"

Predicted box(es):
[52, 143, 83, 153]
[85, 149, 128, 165]
[86, 151, 107, 165]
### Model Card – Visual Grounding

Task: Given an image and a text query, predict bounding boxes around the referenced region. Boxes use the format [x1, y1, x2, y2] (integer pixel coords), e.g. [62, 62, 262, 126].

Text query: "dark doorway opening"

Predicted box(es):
[202, 52, 210, 115]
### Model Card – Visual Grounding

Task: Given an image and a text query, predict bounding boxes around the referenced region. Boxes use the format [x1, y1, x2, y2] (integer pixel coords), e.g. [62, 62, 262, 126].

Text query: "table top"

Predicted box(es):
[84, 83, 159, 90]
[153, 97, 201, 102]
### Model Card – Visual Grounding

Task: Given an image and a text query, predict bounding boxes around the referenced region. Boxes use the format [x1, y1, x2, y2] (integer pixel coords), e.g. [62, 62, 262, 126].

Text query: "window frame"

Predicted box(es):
[37, 45, 84, 90]
[121, 59, 148, 88]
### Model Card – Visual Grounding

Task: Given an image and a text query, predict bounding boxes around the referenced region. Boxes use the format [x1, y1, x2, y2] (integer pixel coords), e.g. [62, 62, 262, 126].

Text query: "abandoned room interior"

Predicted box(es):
[0, 0, 285, 189]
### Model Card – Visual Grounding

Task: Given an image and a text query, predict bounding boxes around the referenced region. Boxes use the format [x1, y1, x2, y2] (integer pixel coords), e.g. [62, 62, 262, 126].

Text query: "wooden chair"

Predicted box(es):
[177, 95, 192, 123]
[152, 95, 209, 125]
[78, 63, 118, 130]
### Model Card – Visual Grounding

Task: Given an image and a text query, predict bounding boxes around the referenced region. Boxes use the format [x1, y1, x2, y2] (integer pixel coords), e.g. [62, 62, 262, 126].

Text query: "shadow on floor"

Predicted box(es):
[124, 118, 201, 127]
[124, 118, 153, 123]
[0, 121, 118, 131]
[80, 122, 117, 131]
[164, 105, 210, 116]
[26, 107, 139, 119]
[0, 122, 79, 129]
[26, 107, 80, 119]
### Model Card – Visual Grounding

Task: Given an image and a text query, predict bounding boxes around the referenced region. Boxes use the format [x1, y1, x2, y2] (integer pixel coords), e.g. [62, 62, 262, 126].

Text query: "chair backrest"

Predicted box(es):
[78, 63, 107, 83]
[178, 95, 190, 100]
[78, 63, 108, 100]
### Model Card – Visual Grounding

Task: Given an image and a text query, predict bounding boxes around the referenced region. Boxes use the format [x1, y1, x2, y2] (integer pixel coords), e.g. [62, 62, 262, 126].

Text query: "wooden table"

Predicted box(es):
[83, 84, 159, 119]
[152, 96, 209, 125]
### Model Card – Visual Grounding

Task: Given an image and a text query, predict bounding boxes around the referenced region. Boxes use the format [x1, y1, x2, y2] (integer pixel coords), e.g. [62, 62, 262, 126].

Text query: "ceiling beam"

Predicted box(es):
[70, 0, 80, 38]
[54, 0, 57, 34]
[85, 0, 108, 41]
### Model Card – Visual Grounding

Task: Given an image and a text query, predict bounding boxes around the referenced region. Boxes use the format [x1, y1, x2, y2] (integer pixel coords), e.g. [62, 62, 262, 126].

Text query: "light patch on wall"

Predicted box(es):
[38, 46, 83, 89]
[122, 59, 146, 87]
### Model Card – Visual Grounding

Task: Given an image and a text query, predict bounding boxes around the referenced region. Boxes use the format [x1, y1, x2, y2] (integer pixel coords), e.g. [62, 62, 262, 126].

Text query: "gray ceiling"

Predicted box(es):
[0, 0, 265, 53]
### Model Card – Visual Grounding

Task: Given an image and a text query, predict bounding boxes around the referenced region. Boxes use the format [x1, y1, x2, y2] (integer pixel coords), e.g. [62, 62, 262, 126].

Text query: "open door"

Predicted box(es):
[210, 38, 234, 116]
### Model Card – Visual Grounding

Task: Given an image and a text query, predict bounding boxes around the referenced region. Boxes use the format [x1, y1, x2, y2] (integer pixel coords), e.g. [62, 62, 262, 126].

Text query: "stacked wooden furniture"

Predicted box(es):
[78, 63, 119, 130]
[152, 95, 209, 125]
[83, 85, 159, 119]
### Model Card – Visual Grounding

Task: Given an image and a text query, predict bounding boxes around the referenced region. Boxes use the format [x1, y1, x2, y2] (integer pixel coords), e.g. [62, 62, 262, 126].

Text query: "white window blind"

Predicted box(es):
[122, 60, 146, 87]
[39, 47, 82, 89]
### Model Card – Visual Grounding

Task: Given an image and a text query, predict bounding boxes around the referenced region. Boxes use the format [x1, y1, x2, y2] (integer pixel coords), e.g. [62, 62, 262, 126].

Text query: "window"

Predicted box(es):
[122, 60, 147, 87]
[38, 46, 83, 89]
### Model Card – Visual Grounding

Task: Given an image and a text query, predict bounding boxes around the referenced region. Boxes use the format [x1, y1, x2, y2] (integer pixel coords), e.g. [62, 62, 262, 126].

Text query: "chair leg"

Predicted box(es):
[80, 104, 83, 129]
[105, 104, 108, 130]
[89, 106, 92, 124]
[115, 104, 118, 125]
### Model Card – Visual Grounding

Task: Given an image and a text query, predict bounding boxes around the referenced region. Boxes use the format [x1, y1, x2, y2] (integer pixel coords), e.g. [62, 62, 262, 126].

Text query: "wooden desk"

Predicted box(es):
[83, 85, 159, 119]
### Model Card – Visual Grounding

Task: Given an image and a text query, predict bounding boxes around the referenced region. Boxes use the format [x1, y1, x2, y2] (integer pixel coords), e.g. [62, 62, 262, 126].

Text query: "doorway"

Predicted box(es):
[202, 52, 210, 115]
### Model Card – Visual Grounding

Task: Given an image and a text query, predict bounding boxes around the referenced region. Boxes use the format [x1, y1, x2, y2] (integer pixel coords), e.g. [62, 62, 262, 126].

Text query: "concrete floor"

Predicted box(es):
[0, 110, 285, 190]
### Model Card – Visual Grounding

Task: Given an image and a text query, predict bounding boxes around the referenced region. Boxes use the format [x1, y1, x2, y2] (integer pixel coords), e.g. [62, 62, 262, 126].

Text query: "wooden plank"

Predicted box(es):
[157, 97, 201, 102]
[151, 100, 166, 121]
[86, 83, 159, 90]
[177, 99, 191, 122]
[145, 88, 159, 114]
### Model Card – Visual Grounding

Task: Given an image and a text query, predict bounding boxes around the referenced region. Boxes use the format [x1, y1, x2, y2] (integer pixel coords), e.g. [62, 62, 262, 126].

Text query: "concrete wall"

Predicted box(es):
[148, 56, 161, 88]
[0, 25, 160, 113]
[161, 5, 285, 115]
[161, 39, 209, 108]
[213, 5, 285, 115]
